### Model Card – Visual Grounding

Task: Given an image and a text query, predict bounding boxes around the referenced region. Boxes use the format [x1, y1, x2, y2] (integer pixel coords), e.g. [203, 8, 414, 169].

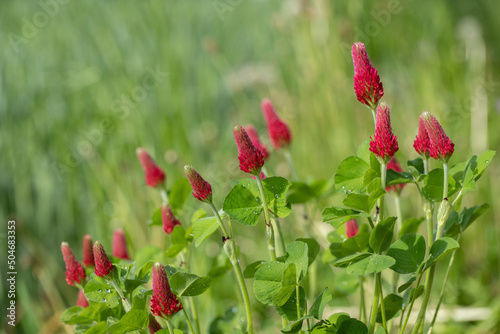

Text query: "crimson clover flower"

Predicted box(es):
[346, 219, 359, 239]
[136, 148, 166, 188]
[93, 241, 113, 278]
[112, 229, 131, 260]
[261, 99, 292, 149]
[413, 114, 431, 159]
[151, 262, 182, 318]
[82, 234, 94, 267]
[421, 112, 454, 162]
[161, 205, 181, 234]
[61, 242, 86, 286]
[386, 157, 406, 193]
[352, 42, 384, 109]
[245, 124, 269, 160]
[184, 165, 213, 203]
[233, 125, 264, 175]
[76, 290, 89, 308]
[369, 103, 399, 163]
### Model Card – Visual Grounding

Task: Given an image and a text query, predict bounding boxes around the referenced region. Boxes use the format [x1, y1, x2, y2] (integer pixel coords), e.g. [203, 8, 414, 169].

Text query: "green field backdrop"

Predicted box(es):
[1, 1, 500, 333]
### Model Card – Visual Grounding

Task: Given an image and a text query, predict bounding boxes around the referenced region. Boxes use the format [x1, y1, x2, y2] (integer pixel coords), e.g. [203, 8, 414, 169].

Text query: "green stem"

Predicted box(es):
[411, 265, 436, 334]
[208, 203, 229, 238]
[283, 149, 298, 180]
[371, 108, 377, 126]
[296, 285, 302, 328]
[188, 297, 200, 334]
[377, 273, 388, 333]
[109, 279, 132, 312]
[393, 195, 403, 293]
[165, 319, 174, 334]
[160, 189, 169, 205]
[182, 307, 197, 334]
[255, 177, 277, 261]
[378, 163, 387, 223]
[442, 163, 449, 200]
[272, 216, 286, 257]
[368, 274, 380, 334]
[360, 276, 367, 323]
[427, 233, 462, 334]
[399, 268, 424, 334]
[210, 206, 254, 334]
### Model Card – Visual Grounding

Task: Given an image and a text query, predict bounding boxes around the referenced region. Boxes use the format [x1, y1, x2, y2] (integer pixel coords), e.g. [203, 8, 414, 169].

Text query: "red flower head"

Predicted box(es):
[161, 205, 181, 234]
[82, 234, 94, 267]
[148, 314, 163, 333]
[151, 263, 182, 318]
[421, 112, 454, 162]
[346, 219, 359, 238]
[386, 157, 406, 193]
[112, 229, 131, 260]
[76, 290, 89, 308]
[93, 241, 113, 278]
[136, 148, 166, 188]
[352, 42, 384, 109]
[369, 103, 398, 163]
[413, 114, 431, 159]
[233, 125, 265, 175]
[261, 99, 292, 149]
[61, 242, 86, 286]
[184, 165, 213, 203]
[245, 124, 270, 160]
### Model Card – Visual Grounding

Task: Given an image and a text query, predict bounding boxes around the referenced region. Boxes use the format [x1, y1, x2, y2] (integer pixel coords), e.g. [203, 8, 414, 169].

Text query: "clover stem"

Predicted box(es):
[360, 276, 367, 323]
[368, 274, 380, 334]
[182, 307, 196, 334]
[255, 176, 277, 261]
[165, 319, 174, 334]
[109, 279, 131, 312]
[208, 203, 229, 238]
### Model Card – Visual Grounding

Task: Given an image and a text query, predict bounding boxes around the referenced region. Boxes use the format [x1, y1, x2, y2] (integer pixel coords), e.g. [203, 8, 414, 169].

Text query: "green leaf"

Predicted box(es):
[343, 193, 370, 212]
[165, 225, 189, 257]
[253, 262, 288, 305]
[263, 177, 293, 218]
[287, 180, 330, 204]
[275, 286, 307, 322]
[223, 185, 263, 226]
[169, 178, 192, 215]
[107, 309, 148, 333]
[309, 288, 332, 320]
[169, 272, 213, 296]
[473, 150, 495, 180]
[376, 294, 403, 323]
[335, 156, 370, 193]
[243, 260, 265, 278]
[387, 234, 426, 274]
[322, 206, 370, 228]
[333, 271, 360, 295]
[330, 232, 369, 259]
[284, 241, 309, 281]
[357, 139, 371, 163]
[85, 321, 108, 334]
[191, 208, 207, 223]
[386, 169, 414, 186]
[399, 218, 425, 237]
[369, 217, 397, 253]
[346, 254, 396, 276]
[296, 238, 320, 267]
[192, 216, 220, 246]
[461, 204, 489, 232]
[407, 158, 424, 179]
[398, 277, 416, 293]
[333, 252, 372, 268]
[425, 237, 460, 269]
[337, 318, 368, 334]
[422, 168, 459, 202]
[134, 246, 163, 271]
[148, 207, 162, 226]
[84, 275, 120, 308]
[272, 264, 297, 306]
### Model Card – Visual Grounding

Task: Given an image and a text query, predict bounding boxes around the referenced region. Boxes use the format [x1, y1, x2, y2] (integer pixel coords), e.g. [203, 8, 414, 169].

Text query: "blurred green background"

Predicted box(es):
[1, 0, 500, 333]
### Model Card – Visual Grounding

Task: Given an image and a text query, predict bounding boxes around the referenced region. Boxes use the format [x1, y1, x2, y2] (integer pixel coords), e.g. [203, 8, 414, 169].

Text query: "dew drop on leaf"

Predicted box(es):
[104, 289, 111, 293]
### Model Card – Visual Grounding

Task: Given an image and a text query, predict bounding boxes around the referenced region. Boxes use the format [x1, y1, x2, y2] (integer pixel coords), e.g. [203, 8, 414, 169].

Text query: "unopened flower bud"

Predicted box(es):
[61, 242, 86, 286]
[76, 290, 89, 308]
[161, 205, 181, 234]
[437, 198, 452, 228]
[421, 112, 454, 162]
[233, 125, 265, 175]
[136, 148, 166, 188]
[245, 124, 269, 160]
[151, 262, 182, 318]
[93, 241, 113, 278]
[82, 234, 94, 267]
[413, 114, 431, 158]
[112, 229, 131, 260]
[369, 103, 399, 163]
[148, 314, 163, 333]
[351, 42, 384, 109]
[261, 99, 292, 149]
[184, 165, 213, 203]
[345, 219, 359, 238]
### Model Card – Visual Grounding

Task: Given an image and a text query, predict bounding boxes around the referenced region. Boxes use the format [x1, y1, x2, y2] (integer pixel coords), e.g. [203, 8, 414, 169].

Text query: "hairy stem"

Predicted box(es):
[255, 177, 277, 261]
[208, 203, 229, 238]
[109, 279, 131, 312]
[368, 274, 380, 334]
[182, 307, 196, 334]
[360, 276, 367, 323]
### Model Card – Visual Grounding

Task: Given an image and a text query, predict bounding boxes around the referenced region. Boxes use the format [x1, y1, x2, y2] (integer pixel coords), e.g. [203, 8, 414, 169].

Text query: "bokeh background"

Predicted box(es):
[1, 0, 500, 333]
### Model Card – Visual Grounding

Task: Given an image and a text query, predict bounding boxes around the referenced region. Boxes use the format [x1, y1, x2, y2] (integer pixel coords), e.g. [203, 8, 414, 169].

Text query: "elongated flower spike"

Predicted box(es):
[148, 314, 163, 333]
[136, 148, 166, 188]
[82, 234, 94, 267]
[151, 262, 182, 318]
[61, 242, 86, 286]
[346, 219, 359, 239]
[233, 125, 265, 175]
[261, 99, 292, 149]
[421, 112, 455, 162]
[76, 290, 89, 308]
[161, 205, 181, 234]
[245, 124, 270, 160]
[112, 229, 131, 260]
[369, 103, 399, 163]
[386, 157, 406, 193]
[184, 165, 213, 203]
[93, 241, 113, 278]
[413, 114, 431, 159]
[352, 42, 384, 109]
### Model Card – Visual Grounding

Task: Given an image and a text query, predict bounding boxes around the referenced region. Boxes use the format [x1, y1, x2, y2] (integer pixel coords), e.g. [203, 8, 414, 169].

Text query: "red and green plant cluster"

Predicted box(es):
[60, 42, 495, 334]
